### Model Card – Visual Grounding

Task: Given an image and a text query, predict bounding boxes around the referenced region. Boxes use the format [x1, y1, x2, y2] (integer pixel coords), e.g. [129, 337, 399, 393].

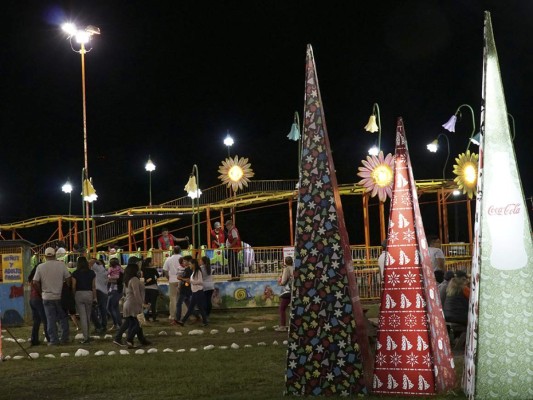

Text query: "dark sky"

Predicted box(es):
[1, 1, 532, 245]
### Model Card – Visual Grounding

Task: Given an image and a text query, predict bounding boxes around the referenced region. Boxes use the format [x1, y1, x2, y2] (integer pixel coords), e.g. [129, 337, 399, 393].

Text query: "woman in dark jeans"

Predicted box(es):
[142, 257, 160, 322]
[107, 258, 124, 330]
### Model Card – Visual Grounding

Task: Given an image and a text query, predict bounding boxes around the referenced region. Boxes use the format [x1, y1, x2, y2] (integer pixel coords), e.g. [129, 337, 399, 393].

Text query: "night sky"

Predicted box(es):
[1, 1, 532, 246]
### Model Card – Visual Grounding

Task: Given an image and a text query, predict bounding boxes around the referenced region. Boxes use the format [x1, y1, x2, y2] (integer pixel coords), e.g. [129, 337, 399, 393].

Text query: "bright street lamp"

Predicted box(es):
[224, 132, 234, 157]
[426, 133, 450, 180]
[185, 165, 202, 253]
[145, 156, 156, 205]
[62, 21, 101, 254]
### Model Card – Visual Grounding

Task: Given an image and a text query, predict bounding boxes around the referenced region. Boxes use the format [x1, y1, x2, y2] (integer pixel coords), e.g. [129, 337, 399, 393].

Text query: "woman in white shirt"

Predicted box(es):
[177, 258, 208, 326]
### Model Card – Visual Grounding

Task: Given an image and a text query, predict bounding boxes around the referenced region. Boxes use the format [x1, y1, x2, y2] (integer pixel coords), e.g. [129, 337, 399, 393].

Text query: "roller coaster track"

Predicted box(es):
[0, 179, 452, 250]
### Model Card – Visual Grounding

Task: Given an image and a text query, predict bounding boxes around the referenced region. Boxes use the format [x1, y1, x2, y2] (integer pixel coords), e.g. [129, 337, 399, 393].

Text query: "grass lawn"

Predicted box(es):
[0, 306, 465, 399]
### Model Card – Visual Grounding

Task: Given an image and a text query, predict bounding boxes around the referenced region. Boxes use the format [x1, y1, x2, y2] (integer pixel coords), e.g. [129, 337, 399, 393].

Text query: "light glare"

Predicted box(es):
[62, 22, 77, 36]
[368, 145, 379, 156]
[224, 134, 234, 147]
[228, 165, 244, 182]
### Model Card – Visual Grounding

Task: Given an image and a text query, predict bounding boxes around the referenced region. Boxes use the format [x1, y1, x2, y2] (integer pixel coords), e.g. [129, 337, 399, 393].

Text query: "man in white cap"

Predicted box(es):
[33, 247, 71, 345]
[210, 221, 225, 249]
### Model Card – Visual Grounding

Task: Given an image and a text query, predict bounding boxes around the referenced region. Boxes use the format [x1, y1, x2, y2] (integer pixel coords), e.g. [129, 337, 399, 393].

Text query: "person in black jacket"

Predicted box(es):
[142, 257, 160, 322]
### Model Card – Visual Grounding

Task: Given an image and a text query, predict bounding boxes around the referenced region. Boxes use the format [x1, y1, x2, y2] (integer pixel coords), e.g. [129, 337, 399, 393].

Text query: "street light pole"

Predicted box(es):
[62, 180, 73, 250]
[62, 22, 100, 255]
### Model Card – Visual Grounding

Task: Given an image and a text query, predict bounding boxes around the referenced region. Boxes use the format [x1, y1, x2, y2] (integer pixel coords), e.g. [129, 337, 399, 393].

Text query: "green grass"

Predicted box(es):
[0, 307, 465, 399]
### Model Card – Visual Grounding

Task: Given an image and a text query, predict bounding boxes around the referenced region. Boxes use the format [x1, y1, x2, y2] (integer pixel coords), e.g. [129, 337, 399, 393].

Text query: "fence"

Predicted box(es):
[34, 243, 471, 302]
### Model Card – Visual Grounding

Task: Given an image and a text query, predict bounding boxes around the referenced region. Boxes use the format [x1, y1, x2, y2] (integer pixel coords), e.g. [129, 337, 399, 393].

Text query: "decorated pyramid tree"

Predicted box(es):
[284, 44, 372, 396]
[372, 118, 456, 395]
[462, 12, 533, 400]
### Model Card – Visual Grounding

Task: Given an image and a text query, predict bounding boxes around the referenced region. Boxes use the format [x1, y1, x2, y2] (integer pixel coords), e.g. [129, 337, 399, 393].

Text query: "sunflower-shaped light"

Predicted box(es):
[218, 155, 255, 191]
[357, 151, 394, 202]
[453, 150, 479, 199]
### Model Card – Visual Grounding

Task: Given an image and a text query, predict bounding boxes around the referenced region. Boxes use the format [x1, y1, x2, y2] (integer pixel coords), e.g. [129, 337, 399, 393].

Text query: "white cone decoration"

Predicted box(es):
[190, 348, 198, 352]
[244, 344, 252, 348]
[258, 326, 266, 331]
[257, 342, 267, 346]
[16, 338, 25, 343]
[44, 354, 55, 359]
[219, 346, 228, 350]
[273, 341, 279, 345]
[108, 351, 116, 356]
[174, 331, 182, 336]
[75, 333, 84, 340]
[158, 331, 168, 335]
[177, 349, 186, 353]
[13, 355, 24, 360]
[463, 12, 533, 399]
[188, 329, 204, 336]
[104, 334, 112, 339]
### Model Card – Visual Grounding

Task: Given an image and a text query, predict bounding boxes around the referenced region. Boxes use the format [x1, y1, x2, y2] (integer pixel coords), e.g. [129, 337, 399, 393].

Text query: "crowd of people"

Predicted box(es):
[27, 223, 235, 349]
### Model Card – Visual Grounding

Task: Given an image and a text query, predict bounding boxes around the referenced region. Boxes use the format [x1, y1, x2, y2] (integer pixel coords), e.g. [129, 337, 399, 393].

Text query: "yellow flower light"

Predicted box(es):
[453, 150, 479, 199]
[218, 155, 254, 191]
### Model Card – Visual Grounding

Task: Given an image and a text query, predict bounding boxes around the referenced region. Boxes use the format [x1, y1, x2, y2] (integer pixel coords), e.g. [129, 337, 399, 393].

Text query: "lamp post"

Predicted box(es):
[185, 165, 202, 253]
[224, 131, 234, 157]
[364, 103, 382, 156]
[62, 22, 100, 254]
[427, 133, 450, 181]
[62, 180, 73, 250]
[145, 156, 156, 249]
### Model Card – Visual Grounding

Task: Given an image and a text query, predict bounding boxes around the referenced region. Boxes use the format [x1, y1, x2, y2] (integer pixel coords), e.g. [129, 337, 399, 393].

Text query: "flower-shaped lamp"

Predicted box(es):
[218, 156, 255, 192]
[427, 139, 439, 153]
[364, 115, 379, 133]
[287, 111, 301, 141]
[442, 115, 457, 132]
[453, 151, 479, 199]
[185, 175, 202, 199]
[357, 151, 394, 202]
[470, 132, 481, 146]
[82, 178, 97, 202]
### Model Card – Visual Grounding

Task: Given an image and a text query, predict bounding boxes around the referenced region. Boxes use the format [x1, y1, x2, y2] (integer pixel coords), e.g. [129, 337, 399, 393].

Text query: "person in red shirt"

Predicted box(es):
[157, 227, 189, 250]
[210, 221, 225, 249]
[225, 220, 241, 281]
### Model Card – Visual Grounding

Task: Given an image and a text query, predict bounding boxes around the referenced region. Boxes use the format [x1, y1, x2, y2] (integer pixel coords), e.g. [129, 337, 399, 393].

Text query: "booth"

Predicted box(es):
[0, 240, 34, 326]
